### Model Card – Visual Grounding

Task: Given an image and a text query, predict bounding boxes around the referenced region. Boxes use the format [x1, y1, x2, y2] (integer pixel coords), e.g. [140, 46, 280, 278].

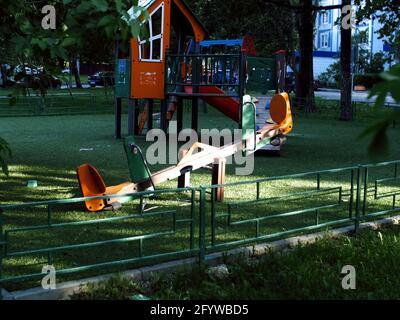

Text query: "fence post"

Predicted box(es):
[362, 167, 369, 216]
[354, 166, 362, 233]
[190, 189, 196, 250]
[198, 187, 206, 265]
[0, 208, 4, 300]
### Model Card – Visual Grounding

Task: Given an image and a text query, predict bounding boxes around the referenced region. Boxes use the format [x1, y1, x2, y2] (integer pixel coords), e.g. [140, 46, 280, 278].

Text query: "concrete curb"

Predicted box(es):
[5, 215, 400, 300]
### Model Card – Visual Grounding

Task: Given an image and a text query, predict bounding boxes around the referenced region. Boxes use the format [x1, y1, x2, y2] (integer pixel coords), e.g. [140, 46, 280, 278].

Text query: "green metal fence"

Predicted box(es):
[0, 93, 116, 117]
[1, 160, 399, 296]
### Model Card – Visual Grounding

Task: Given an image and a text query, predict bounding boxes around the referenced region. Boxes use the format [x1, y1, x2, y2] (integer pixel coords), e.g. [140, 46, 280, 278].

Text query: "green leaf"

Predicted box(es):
[0, 137, 11, 176]
[359, 117, 392, 158]
[76, 1, 93, 13]
[60, 37, 76, 47]
[115, 0, 124, 12]
[130, 23, 141, 38]
[390, 82, 400, 102]
[9, 96, 17, 106]
[97, 15, 114, 27]
[91, 0, 108, 12]
[0, 157, 9, 176]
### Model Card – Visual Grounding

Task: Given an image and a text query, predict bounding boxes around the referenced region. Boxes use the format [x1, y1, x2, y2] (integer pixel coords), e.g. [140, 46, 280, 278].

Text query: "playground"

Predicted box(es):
[1, 99, 399, 292]
[0, 0, 400, 300]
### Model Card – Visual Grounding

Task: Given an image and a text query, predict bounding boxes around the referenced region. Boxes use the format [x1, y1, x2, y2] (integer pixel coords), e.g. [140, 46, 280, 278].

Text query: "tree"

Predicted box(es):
[340, 0, 353, 121]
[354, 0, 400, 62]
[352, 0, 400, 155]
[0, 138, 11, 176]
[361, 64, 400, 156]
[0, 1, 149, 91]
[191, 0, 329, 109]
[0, 0, 149, 175]
[189, 0, 298, 56]
[297, 0, 317, 112]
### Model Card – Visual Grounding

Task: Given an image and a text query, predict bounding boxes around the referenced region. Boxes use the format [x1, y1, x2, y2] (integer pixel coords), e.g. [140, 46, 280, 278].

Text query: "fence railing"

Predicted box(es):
[0, 92, 116, 117]
[292, 97, 399, 126]
[1, 160, 399, 296]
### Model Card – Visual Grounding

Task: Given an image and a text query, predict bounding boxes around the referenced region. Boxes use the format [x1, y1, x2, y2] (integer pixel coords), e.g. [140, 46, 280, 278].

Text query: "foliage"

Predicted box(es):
[354, 73, 382, 89]
[189, 0, 298, 56]
[0, 137, 11, 176]
[319, 53, 386, 90]
[72, 225, 400, 300]
[71, 274, 144, 300]
[354, 0, 400, 62]
[360, 63, 400, 156]
[364, 52, 386, 74]
[0, 0, 148, 62]
[0, 0, 149, 99]
[318, 61, 341, 89]
[0, 1, 151, 174]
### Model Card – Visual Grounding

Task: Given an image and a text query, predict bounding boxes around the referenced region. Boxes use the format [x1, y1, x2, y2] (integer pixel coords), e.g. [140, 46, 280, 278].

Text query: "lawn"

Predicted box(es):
[0, 89, 399, 291]
[71, 224, 400, 300]
[0, 87, 115, 117]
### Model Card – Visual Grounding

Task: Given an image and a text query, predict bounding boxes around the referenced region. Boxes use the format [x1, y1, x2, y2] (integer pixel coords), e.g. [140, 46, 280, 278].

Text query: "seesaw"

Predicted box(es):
[77, 93, 293, 212]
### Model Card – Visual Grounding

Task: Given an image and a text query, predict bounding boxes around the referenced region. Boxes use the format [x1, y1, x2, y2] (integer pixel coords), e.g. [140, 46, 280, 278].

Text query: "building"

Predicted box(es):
[313, 0, 396, 78]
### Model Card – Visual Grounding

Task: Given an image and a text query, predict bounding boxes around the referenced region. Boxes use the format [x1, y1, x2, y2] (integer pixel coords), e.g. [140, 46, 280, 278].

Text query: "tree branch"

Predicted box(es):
[313, 4, 343, 11]
[263, 0, 343, 12]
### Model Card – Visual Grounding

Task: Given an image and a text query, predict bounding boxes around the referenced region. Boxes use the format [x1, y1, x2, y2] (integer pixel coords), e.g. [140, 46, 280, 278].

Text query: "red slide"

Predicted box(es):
[184, 86, 240, 122]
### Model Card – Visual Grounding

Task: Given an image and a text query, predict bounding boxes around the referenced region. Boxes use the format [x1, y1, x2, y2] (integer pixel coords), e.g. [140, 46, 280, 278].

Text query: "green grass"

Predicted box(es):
[0, 91, 399, 291]
[0, 87, 115, 117]
[71, 224, 400, 300]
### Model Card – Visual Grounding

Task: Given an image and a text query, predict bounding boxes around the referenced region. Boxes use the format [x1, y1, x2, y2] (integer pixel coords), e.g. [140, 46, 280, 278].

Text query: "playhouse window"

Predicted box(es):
[138, 4, 164, 62]
[140, 42, 151, 60]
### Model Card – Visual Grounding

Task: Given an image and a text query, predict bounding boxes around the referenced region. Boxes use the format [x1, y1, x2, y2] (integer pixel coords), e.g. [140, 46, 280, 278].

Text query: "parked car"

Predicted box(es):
[62, 67, 71, 75]
[44, 75, 62, 89]
[313, 79, 321, 91]
[13, 64, 62, 90]
[14, 64, 42, 76]
[0, 64, 15, 88]
[285, 66, 296, 93]
[88, 71, 115, 87]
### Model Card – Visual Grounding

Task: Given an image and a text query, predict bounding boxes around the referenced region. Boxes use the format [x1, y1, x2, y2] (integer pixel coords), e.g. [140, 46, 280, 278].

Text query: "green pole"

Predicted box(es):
[0, 208, 4, 300]
[355, 166, 362, 233]
[199, 187, 206, 265]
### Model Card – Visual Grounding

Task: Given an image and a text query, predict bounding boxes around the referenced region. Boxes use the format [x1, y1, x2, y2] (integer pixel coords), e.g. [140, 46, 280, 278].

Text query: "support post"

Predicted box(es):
[191, 97, 198, 133]
[212, 157, 226, 202]
[177, 98, 183, 134]
[0, 208, 4, 300]
[147, 99, 154, 131]
[199, 187, 206, 264]
[115, 97, 122, 139]
[178, 149, 190, 188]
[128, 99, 134, 136]
[238, 52, 247, 129]
[134, 100, 140, 136]
[160, 99, 168, 133]
[191, 42, 200, 135]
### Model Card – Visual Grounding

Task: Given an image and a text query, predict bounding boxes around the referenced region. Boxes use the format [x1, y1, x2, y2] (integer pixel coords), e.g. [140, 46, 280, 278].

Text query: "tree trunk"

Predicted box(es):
[340, 0, 353, 121]
[0, 64, 5, 87]
[296, 0, 316, 112]
[72, 57, 82, 89]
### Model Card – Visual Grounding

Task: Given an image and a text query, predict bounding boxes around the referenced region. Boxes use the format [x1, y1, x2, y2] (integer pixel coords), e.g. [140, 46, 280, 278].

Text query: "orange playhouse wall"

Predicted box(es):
[130, 0, 206, 100]
[130, 0, 171, 100]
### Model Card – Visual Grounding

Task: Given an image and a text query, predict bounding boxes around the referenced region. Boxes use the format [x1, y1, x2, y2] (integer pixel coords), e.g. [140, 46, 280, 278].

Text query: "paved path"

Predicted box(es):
[315, 89, 398, 105]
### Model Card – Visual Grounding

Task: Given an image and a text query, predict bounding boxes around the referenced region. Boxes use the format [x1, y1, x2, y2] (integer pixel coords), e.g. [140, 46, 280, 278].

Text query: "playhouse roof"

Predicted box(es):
[129, 0, 208, 35]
